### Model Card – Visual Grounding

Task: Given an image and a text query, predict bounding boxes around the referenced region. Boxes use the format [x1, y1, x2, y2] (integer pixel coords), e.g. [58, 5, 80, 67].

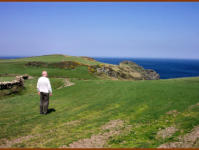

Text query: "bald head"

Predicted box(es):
[42, 71, 48, 77]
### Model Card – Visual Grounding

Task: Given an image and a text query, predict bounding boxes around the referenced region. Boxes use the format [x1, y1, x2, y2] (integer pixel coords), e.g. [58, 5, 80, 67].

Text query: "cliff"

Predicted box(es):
[89, 60, 160, 80]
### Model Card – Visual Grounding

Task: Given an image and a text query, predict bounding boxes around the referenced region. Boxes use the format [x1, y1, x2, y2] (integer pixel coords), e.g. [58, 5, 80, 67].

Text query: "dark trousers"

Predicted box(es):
[40, 92, 49, 114]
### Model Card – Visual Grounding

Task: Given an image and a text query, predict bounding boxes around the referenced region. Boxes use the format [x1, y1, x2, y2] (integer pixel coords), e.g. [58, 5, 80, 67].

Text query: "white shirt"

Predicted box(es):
[37, 76, 52, 93]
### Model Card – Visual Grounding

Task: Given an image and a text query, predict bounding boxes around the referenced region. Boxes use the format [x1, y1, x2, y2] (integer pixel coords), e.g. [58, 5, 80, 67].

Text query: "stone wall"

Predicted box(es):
[0, 75, 29, 90]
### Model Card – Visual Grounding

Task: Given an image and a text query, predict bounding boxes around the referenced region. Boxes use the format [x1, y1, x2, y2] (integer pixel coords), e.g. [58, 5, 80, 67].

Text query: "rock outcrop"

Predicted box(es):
[89, 60, 160, 80]
[80, 56, 97, 62]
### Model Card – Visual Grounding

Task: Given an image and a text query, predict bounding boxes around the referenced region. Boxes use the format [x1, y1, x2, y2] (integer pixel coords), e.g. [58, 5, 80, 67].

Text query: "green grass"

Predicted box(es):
[0, 62, 97, 79]
[1, 55, 199, 148]
[0, 77, 16, 82]
[0, 55, 100, 80]
[1, 76, 199, 147]
[0, 55, 101, 65]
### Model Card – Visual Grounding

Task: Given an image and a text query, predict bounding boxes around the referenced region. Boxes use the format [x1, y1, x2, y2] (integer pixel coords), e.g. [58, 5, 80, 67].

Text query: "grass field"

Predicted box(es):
[0, 62, 97, 79]
[1, 55, 199, 148]
[0, 55, 101, 65]
[0, 77, 16, 82]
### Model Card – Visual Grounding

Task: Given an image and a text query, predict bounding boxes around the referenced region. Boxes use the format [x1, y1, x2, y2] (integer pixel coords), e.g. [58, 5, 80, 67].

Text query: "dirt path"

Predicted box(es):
[0, 120, 80, 148]
[58, 78, 75, 89]
[156, 126, 178, 140]
[64, 78, 75, 87]
[61, 119, 131, 148]
[159, 126, 199, 148]
[0, 135, 36, 148]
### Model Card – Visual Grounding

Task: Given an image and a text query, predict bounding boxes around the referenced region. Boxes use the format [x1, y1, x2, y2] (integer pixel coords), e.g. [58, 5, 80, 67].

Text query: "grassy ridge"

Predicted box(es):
[0, 55, 101, 79]
[0, 55, 100, 65]
[0, 62, 97, 79]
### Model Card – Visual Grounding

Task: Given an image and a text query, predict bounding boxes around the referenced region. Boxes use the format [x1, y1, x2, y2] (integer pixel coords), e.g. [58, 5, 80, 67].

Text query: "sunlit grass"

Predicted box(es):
[1, 55, 199, 148]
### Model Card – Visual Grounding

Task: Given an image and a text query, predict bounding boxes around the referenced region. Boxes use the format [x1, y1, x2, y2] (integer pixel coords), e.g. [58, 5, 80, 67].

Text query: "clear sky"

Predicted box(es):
[0, 2, 199, 59]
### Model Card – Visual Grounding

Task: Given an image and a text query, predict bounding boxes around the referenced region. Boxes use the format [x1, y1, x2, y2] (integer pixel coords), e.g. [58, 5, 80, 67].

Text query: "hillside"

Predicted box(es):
[0, 54, 102, 79]
[0, 55, 199, 148]
[0, 54, 159, 80]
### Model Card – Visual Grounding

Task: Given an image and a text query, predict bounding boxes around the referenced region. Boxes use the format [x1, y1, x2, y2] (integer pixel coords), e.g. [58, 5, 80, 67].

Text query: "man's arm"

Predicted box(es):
[48, 79, 52, 96]
[37, 79, 40, 95]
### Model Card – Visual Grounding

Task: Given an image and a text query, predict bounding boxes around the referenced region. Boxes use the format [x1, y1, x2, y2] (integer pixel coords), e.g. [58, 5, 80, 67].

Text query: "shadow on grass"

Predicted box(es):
[47, 108, 56, 114]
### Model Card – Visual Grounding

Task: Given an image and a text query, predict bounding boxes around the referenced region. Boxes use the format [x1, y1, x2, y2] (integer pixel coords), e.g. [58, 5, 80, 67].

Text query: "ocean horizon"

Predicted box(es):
[1, 56, 199, 79]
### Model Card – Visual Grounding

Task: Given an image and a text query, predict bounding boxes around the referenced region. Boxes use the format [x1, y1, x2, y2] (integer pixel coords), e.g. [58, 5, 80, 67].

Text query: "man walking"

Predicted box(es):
[37, 71, 52, 115]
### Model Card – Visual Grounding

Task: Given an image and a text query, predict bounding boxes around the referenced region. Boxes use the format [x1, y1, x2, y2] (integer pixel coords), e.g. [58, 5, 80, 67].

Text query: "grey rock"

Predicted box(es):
[91, 60, 160, 80]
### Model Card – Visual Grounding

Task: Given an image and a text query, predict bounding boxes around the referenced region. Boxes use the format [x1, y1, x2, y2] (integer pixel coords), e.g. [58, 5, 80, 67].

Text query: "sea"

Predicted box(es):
[1, 56, 199, 79]
[93, 57, 199, 79]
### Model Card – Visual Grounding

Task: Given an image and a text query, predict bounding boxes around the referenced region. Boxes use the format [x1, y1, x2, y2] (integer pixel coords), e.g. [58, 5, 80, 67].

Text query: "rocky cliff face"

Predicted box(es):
[89, 60, 160, 80]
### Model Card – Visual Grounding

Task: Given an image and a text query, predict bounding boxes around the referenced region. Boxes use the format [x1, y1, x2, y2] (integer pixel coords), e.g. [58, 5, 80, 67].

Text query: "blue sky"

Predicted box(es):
[0, 2, 199, 59]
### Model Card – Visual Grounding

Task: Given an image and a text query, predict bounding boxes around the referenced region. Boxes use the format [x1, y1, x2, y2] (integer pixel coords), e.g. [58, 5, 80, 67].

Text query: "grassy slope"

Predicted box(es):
[0, 77, 16, 82]
[0, 62, 96, 79]
[0, 55, 101, 65]
[0, 55, 199, 148]
[0, 55, 99, 79]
